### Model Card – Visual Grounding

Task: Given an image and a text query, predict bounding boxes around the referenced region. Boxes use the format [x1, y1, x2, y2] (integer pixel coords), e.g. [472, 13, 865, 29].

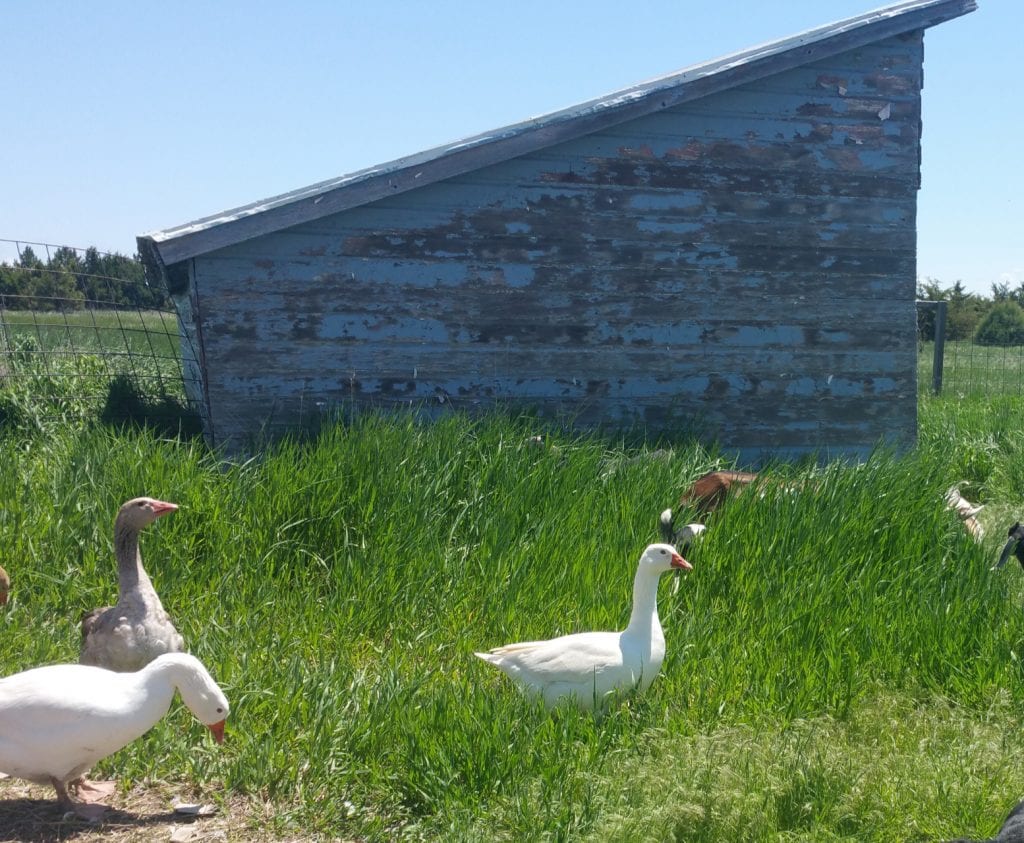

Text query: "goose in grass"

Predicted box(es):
[0, 565, 9, 605]
[0, 652, 228, 820]
[993, 522, 1024, 571]
[80, 497, 185, 672]
[475, 543, 692, 710]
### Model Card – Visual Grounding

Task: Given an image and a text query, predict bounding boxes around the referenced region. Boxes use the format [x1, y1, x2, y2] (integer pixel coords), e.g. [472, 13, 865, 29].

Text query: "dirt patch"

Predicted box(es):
[0, 777, 326, 842]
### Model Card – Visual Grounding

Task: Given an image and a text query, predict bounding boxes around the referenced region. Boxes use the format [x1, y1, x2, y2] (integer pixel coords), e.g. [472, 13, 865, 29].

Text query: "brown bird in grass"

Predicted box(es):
[660, 469, 760, 543]
[80, 497, 185, 672]
[0, 564, 9, 605]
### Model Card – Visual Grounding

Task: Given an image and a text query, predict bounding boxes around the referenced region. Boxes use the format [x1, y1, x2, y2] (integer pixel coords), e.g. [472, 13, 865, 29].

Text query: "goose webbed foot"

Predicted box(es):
[71, 776, 116, 802]
[53, 776, 114, 821]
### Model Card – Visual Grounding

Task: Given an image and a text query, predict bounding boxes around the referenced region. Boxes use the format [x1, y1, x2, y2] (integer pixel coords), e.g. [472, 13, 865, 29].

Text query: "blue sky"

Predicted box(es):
[0, 1, 1015, 296]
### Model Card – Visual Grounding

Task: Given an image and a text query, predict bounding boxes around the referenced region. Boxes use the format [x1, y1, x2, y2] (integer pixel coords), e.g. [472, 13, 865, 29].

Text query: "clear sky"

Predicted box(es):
[0, 1, 1015, 296]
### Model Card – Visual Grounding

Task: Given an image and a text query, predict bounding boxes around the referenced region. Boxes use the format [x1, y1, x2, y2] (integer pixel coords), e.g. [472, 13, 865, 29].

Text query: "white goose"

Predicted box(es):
[0, 652, 228, 819]
[80, 497, 186, 672]
[475, 543, 692, 710]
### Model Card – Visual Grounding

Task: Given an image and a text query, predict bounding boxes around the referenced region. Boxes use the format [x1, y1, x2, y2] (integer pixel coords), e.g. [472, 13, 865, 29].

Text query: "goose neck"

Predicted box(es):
[626, 566, 662, 636]
[128, 661, 179, 725]
[114, 522, 153, 597]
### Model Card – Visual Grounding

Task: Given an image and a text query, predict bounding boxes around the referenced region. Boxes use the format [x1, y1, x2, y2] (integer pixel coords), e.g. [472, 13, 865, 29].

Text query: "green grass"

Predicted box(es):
[3, 322, 1024, 838]
[3, 399, 1024, 840]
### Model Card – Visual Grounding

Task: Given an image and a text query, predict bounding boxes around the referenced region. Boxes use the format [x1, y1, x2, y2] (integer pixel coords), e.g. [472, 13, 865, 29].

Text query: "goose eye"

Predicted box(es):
[216, 707, 224, 714]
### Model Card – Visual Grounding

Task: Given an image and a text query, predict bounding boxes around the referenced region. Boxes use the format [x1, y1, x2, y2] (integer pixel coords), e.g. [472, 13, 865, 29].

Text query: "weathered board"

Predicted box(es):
[176, 31, 925, 460]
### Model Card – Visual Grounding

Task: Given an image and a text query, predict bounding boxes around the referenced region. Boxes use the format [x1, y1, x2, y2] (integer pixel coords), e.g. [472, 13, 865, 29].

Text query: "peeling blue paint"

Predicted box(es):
[636, 220, 703, 235]
[178, 28, 929, 457]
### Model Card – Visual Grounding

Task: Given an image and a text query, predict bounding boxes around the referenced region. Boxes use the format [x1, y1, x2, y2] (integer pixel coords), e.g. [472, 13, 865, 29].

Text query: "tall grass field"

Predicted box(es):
[3, 333, 1024, 839]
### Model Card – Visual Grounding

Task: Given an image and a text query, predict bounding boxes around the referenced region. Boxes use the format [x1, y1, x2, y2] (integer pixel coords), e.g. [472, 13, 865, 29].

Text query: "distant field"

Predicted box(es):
[0, 308, 181, 359]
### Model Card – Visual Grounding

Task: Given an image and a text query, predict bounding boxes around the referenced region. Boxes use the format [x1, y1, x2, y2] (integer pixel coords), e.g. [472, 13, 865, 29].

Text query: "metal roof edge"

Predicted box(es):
[142, 0, 976, 266]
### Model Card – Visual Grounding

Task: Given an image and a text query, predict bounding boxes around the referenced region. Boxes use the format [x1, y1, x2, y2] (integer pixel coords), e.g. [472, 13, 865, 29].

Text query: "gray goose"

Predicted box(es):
[80, 497, 185, 672]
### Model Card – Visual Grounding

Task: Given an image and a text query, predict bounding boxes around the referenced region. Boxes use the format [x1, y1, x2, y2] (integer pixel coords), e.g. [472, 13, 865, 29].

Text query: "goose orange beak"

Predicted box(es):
[207, 720, 226, 744]
[152, 500, 179, 518]
[671, 553, 693, 571]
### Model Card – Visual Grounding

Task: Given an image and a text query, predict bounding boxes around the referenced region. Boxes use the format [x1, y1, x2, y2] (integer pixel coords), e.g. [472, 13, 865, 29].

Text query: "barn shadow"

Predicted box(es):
[99, 374, 203, 439]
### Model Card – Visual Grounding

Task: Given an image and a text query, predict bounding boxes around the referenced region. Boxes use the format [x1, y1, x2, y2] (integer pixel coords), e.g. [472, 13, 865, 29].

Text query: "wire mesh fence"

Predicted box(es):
[0, 238, 202, 434]
[917, 299, 1024, 397]
[918, 340, 1024, 397]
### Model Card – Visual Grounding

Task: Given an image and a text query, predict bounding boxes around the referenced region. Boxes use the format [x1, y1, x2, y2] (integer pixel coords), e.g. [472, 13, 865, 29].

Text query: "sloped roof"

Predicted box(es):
[139, 0, 976, 266]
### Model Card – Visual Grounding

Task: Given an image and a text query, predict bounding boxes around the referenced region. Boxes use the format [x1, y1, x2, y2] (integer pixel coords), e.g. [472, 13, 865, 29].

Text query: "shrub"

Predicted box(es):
[973, 301, 1024, 346]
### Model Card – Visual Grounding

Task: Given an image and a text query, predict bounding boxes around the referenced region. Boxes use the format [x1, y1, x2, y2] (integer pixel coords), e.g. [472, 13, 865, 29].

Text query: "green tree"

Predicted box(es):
[945, 281, 984, 340]
[0, 246, 166, 310]
[974, 301, 1024, 346]
[16, 246, 43, 270]
[916, 278, 985, 342]
[991, 281, 1011, 302]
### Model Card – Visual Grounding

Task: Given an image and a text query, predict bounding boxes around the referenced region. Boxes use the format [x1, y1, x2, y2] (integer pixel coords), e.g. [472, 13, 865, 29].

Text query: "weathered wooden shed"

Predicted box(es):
[138, 0, 976, 459]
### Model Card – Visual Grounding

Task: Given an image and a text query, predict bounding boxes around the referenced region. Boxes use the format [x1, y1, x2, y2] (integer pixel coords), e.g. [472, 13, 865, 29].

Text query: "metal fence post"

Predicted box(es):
[932, 301, 947, 394]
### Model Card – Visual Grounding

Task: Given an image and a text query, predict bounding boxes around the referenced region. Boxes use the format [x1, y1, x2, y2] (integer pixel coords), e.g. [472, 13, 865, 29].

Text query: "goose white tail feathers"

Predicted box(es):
[945, 484, 984, 519]
[659, 509, 675, 543]
[659, 509, 707, 549]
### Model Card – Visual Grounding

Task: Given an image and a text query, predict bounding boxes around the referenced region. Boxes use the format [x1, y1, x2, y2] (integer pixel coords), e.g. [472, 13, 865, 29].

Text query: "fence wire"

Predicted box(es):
[0, 239, 202, 434]
[917, 300, 1024, 397]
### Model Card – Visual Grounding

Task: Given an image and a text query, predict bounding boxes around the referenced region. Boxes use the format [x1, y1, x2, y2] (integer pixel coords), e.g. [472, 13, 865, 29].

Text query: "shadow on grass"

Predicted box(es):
[99, 375, 203, 439]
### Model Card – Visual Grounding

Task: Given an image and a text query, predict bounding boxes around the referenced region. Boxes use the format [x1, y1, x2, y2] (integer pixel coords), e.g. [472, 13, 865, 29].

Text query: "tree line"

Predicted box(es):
[0, 246, 170, 311]
[917, 278, 1024, 346]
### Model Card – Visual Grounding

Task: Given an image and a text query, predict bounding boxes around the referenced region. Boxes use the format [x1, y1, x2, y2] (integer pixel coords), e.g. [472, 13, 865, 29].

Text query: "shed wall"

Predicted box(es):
[190, 32, 923, 458]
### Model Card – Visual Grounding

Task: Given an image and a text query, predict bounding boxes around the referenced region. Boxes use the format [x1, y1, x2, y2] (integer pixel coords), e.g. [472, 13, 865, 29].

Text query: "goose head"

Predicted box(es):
[117, 497, 178, 531]
[0, 565, 9, 605]
[160, 654, 230, 743]
[996, 522, 1024, 570]
[639, 543, 692, 575]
